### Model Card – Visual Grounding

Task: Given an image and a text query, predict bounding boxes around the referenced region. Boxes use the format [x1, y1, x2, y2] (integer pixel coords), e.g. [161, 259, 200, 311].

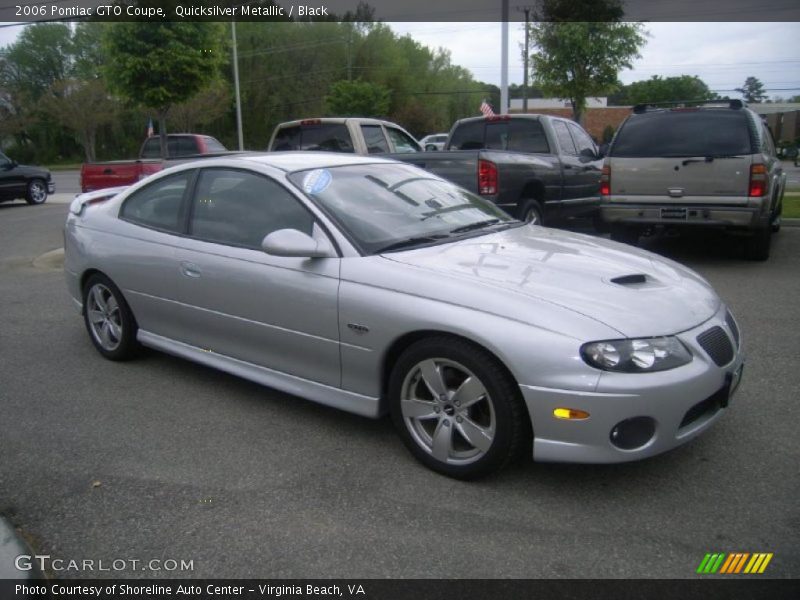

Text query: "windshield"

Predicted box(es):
[611, 110, 754, 158]
[287, 163, 516, 254]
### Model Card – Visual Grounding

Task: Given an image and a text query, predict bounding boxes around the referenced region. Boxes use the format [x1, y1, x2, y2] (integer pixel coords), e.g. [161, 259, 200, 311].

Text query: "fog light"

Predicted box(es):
[553, 408, 590, 420]
[609, 416, 656, 450]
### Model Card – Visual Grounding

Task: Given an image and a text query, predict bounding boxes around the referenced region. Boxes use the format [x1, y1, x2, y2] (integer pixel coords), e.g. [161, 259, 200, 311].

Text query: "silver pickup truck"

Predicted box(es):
[268, 114, 603, 226]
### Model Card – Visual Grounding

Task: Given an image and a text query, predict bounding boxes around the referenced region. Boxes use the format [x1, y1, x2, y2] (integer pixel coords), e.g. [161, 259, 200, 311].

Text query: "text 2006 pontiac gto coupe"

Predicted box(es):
[65, 153, 744, 478]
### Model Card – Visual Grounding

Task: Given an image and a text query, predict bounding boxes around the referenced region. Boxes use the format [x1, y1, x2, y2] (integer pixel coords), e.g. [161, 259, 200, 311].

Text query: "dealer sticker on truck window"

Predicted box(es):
[302, 169, 332, 195]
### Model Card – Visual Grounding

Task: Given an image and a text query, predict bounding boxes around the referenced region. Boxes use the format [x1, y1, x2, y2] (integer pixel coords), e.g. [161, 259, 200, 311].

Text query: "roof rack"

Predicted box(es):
[632, 99, 745, 113]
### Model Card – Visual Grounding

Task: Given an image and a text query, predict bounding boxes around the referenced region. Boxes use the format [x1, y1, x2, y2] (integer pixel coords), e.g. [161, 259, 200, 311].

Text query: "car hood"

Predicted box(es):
[382, 225, 720, 338]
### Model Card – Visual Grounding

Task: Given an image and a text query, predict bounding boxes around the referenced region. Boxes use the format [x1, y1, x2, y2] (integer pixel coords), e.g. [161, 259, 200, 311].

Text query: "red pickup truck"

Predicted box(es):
[80, 134, 227, 192]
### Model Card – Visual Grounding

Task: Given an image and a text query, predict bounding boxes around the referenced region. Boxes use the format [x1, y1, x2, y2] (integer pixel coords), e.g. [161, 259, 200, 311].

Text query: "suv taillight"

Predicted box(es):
[600, 165, 611, 197]
[748, 164, 767, 197]
[478, 159, 498, 195]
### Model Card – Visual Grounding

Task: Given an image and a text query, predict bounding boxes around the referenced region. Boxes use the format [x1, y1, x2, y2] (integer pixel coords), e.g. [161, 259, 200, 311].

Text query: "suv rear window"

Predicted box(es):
[272, 124, 354, 152]
[611, 110, 754, 158]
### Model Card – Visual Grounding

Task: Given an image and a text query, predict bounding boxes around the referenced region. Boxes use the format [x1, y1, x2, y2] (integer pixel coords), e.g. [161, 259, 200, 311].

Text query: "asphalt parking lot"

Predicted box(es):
[0, 201, 798, 580]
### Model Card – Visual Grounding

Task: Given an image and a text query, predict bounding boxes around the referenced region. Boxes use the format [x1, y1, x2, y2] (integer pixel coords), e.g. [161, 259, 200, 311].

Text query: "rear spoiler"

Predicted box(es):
[69, 186, 129, 215]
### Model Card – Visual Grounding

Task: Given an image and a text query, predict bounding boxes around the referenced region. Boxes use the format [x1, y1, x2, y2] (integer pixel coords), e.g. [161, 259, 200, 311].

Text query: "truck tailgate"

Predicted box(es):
[610, 156, 752, 204]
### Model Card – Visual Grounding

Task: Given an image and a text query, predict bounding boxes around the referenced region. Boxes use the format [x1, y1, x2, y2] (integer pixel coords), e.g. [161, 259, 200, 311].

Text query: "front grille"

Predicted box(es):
[697, 326, 734, 367]
[725, 310, 740, 348]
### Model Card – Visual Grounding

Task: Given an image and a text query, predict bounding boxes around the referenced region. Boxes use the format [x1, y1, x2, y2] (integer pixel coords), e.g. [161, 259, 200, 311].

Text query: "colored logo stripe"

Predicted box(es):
[697, 553, 773, 574]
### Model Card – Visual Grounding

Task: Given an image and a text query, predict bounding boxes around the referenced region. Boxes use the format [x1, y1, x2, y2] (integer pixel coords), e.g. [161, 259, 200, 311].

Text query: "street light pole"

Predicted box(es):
[501, 0, 509, 114]
[522, 7, 530, 113]
[231, 20, 244, 151]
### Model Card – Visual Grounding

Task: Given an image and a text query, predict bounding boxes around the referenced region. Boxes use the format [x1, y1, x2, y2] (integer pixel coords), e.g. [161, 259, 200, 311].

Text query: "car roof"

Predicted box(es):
[187, 151, 401, 173]
[276, 117, 393, 128]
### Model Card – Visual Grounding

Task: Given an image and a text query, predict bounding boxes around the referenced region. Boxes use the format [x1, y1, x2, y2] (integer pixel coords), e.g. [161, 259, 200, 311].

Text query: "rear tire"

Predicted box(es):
[83, 273, 140, 360]
[744, 225, 772, 261]
[519, 200, 545, 226]
[389, 336, 530, 480]
[771, 202, 782, 233]
[25, 178, 48, 205]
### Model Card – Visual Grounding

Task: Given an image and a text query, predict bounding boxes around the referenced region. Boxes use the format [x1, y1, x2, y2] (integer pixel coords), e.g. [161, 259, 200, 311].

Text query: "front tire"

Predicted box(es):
[25, 179, 48, 205]
[389, 336, 530, 479]
[83, 274, 140, 360]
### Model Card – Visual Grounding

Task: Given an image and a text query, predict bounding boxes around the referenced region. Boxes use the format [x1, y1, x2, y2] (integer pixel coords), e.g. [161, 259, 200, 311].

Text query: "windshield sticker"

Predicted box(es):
[302, 169, 332, 194]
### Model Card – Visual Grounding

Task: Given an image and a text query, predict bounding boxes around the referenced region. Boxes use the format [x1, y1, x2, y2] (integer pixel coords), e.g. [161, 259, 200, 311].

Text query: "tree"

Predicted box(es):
[736, 76, 767, 103]
[616, 75, 714, 105]
[169, 82, 231, 133]
[525, 0, 645, 123]
[41, 79, 117, 162]
[325, 79, 391, 117]
[103, 22, 224, 157]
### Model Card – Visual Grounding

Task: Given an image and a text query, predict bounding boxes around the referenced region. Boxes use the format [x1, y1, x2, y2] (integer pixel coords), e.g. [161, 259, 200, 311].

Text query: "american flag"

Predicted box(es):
[480, 100, 495, 117]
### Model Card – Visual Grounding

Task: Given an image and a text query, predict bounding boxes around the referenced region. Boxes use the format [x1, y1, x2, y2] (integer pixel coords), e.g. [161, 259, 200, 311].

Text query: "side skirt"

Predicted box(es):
[137, 330, 381, 418]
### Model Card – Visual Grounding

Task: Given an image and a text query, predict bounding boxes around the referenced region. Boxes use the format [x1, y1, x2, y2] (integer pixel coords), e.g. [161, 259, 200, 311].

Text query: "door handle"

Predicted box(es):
[180, 261, 201, 278]
[103, 168, 114, 175]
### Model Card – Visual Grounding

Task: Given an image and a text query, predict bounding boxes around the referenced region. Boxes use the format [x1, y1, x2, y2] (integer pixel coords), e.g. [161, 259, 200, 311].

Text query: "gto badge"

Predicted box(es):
[347, 323, 370, 334]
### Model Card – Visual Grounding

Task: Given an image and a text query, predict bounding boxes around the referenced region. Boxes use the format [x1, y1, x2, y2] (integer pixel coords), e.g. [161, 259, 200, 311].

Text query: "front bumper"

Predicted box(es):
[521, 304, 743, 463]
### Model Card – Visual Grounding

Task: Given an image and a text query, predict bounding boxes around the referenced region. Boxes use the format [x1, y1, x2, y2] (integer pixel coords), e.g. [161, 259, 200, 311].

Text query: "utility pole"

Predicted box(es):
[501, 0, 509, 114]
[231, 20, 244, 151]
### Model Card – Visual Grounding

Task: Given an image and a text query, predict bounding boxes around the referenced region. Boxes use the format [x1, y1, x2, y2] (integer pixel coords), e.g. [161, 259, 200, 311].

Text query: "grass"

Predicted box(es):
[784, 192, 800, 219]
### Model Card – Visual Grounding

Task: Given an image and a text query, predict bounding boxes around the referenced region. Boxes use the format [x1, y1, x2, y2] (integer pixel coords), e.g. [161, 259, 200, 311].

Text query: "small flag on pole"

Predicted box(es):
[147, 118, 154, 137]
[480, 99, 495, 117]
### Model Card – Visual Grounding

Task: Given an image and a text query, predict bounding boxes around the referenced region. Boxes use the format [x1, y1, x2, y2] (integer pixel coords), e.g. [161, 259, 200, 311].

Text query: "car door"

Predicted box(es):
[172, 167, 341, 387]
[0, 153, 26, 200]
[565, 121, 603, 215]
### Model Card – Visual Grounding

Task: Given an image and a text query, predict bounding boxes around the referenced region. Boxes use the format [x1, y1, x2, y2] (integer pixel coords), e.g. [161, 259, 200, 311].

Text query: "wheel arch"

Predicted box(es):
[516, 180, 545, 219]
[378, 329, 531, 425]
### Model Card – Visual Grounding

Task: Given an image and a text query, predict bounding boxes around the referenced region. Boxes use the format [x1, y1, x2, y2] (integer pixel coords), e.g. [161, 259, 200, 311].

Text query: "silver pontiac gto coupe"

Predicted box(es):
[65, 153, 744, 479]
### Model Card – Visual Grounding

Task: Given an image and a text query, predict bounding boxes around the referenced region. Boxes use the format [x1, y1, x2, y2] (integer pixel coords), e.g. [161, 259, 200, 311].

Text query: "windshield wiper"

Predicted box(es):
[376, 234, 451, 253]
[449, 219, 503, 234]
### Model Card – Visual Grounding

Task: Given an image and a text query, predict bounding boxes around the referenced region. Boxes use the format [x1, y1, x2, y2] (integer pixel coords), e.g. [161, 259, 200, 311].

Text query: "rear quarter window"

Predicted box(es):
[611, 110, 754, 158]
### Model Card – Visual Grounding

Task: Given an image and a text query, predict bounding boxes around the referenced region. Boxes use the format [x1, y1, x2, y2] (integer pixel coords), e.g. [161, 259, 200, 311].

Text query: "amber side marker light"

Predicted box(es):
[553, 408, 590, 420]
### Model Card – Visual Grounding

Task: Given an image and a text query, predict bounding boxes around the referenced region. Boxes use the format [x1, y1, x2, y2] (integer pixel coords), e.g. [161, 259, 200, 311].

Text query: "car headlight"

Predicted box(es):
[581, 336, 692, 373]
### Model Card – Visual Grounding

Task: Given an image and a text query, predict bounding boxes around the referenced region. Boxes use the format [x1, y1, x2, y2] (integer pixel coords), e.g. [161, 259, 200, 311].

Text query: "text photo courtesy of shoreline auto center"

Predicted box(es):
[0, 0, 798, 598]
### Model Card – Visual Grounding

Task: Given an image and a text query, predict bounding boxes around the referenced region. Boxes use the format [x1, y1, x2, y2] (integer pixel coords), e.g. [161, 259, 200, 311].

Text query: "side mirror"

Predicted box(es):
[261, 228, 335, 259]
[580, 147, 600, 162]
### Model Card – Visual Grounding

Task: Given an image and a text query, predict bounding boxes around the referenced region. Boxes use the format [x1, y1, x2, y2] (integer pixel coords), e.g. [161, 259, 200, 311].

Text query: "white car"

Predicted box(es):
[65, 152, 744, 479]
[420, 133, 448, 151]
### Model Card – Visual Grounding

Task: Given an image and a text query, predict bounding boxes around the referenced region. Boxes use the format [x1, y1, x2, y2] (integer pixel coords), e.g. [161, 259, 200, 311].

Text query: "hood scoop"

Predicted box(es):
[610, 273, 648, 286]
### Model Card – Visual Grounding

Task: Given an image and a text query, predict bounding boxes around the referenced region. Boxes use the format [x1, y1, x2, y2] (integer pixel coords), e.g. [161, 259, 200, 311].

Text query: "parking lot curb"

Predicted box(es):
[0, 517, 41, 579]
[783, 218, 800, 228]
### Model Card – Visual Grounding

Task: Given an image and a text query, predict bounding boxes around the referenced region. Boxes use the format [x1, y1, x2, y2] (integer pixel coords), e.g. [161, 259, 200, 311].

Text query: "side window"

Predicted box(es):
[485, 122, 509, 150]
[140, 138, 161, 158]
[567, 122, 596, 156]
[761, 122, 776, 156]
[507, 119, 550, 153]
[120, 172, 191, 233]
[552, 121, 577, 156]
[0, 152, 10, 167]
[176, 136, 199, 156]
[448, 121, 485, 150]
[360, 125, 390, 154]
[385, 127, 420, 153]
[190, 168, 314, 250]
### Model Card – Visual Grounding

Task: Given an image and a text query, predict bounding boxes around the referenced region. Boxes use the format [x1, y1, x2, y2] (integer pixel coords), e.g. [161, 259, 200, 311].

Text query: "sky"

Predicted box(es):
[390, 21, 800, 100]
[1, 21, 799, 101]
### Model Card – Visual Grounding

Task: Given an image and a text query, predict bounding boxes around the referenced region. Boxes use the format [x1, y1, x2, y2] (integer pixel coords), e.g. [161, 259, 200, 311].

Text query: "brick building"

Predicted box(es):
[509, 98, 632, 142]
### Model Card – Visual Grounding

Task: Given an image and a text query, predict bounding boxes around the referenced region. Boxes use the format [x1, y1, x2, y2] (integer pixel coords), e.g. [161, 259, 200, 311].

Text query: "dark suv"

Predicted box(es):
[600, 100, 785, 260]
[0, 151, 55, 205]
